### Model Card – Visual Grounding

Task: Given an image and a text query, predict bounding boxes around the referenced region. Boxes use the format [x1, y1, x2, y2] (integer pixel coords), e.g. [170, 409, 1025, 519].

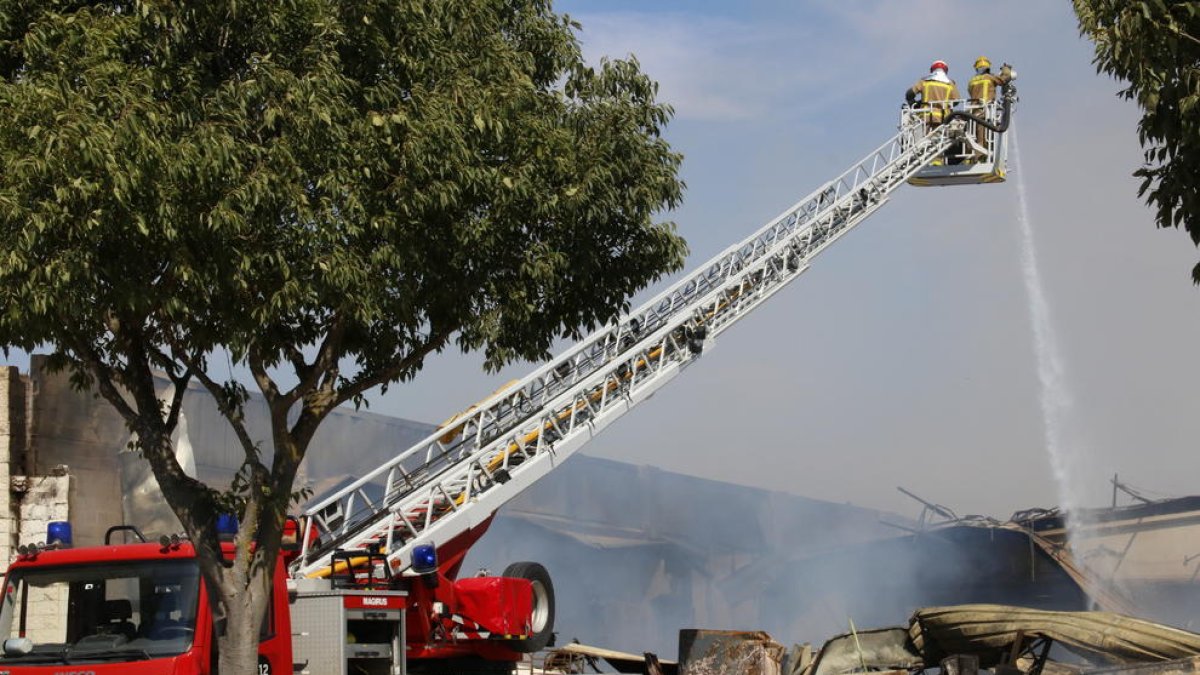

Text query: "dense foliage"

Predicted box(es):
[0, 0, 687, 670]
[1074, 0, 1200, 282]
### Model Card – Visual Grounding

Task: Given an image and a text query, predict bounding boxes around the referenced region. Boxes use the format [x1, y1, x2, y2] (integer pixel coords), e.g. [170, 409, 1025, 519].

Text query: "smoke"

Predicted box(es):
[462, 457, 910, 656]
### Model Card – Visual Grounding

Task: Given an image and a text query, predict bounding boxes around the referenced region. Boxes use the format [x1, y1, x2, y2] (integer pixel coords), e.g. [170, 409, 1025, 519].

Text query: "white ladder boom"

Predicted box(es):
[292, 115, 968, 579]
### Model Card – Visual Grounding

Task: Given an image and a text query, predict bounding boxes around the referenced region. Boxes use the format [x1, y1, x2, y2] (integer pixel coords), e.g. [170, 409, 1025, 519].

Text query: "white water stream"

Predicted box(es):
[1011, 131, 1084, 532]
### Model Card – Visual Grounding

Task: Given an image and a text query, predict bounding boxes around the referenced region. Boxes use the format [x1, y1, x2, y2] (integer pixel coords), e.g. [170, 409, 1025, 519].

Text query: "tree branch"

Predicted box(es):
[235, 464, 266, 565]
[248, 346, 283, 408]
[107, 318, 171, 435]
[252, 456, 293, 569]
[281, 312, 347, 407]
[164, 367, 193, 433]
[331, 326, 455, 412]
[183, 355, 261, 464]
[61, 334, 139, 425]
[1153, 11, 1200, 48]
[285, 344, 310, 385]
[150, 343, 194, 432]
[248, 346, 297, 472]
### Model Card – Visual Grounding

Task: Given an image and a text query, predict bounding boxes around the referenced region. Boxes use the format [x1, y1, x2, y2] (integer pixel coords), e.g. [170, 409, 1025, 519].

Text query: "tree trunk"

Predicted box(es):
[217, 587, 266, 675]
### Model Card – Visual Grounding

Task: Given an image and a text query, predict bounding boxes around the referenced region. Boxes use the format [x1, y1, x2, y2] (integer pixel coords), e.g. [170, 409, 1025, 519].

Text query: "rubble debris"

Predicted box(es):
[541, 646, 600, 673]
[810, 627, 923, 675]
[910, 605, 1200, 667]
[786, 643, 814, 675]
[1087, 656, 1200, 675]
[810, 605, 1200, 675]
[942, 654, 982, 675]
[678, 629, 786, 675]
[545, 604, 1200, 675]
[548, 642, 678, 674]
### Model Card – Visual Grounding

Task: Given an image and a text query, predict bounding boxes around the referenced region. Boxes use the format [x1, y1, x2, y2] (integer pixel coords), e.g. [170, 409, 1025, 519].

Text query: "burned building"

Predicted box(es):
[747, 502, 1200, 648]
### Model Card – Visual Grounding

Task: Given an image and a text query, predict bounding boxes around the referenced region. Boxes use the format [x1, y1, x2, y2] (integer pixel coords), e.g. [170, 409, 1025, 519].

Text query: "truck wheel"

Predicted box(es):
[502, 561, 554, 653]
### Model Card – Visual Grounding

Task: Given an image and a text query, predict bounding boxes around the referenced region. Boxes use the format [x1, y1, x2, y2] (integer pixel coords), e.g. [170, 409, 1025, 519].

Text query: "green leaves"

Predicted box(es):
[1074, 0, 1200, 283]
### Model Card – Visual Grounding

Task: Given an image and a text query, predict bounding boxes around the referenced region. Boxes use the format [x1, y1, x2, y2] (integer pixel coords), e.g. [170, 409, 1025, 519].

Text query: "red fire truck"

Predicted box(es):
[0, 520, 550, 674]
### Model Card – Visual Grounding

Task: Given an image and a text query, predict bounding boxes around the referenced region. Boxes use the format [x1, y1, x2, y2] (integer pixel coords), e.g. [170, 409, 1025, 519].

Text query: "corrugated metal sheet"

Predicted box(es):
[811, 605, 1200, 675]
[911, 605, 1200, 666]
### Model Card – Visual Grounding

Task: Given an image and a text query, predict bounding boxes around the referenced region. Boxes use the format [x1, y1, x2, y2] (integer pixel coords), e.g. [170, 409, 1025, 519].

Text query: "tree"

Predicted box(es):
[0, 1, 687, 671]
[1073, 0, 1200, 282]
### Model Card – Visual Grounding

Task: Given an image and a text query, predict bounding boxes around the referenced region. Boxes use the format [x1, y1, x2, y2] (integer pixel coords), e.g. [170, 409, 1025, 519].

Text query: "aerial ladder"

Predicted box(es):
[285, 77, 1017, 661]
[293, 78, 1018, 582]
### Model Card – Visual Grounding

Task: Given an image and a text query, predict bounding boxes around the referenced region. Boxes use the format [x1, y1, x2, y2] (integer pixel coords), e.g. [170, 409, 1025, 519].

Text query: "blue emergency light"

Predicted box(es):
[411, 544, 438, 575]
[215, 514, 239, 541]
[47, 521, 72, 549]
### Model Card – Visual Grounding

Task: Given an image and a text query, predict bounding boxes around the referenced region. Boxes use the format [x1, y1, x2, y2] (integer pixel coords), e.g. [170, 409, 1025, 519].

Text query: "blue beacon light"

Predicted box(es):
[47, 521, 72, 549]
[215, 514, 239, 541]
[411, 544, 438, 576]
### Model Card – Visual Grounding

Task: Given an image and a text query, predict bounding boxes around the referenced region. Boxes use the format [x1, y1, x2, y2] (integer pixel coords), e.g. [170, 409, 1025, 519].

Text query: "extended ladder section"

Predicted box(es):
[292, 113, 975, 579]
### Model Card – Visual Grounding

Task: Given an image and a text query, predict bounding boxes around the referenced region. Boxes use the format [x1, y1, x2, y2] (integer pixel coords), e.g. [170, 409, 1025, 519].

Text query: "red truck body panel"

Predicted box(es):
[454, 577, 533, 636]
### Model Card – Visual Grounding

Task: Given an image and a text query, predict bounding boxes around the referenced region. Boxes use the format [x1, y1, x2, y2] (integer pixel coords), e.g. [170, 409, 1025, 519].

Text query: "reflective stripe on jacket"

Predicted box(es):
[911, 79, 959, 121]
[968, 73, 1004, 102]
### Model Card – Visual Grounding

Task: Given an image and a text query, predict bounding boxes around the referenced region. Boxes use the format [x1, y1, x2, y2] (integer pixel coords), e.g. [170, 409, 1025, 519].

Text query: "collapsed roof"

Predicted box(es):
[812, 605, 1200, 675]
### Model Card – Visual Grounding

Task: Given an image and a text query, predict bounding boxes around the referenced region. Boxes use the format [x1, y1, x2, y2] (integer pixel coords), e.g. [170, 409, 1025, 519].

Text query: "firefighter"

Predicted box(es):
[967, 56, 1010, 161]
[905, 60, 960, 133]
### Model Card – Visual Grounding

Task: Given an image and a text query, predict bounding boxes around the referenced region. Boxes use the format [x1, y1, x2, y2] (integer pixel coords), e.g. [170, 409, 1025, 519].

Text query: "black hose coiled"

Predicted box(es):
[946, 81, 1017, 133]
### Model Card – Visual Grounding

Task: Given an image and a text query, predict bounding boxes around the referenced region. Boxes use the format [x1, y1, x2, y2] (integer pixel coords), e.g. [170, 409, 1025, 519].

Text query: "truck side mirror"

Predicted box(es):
[3, 637, 32, 655]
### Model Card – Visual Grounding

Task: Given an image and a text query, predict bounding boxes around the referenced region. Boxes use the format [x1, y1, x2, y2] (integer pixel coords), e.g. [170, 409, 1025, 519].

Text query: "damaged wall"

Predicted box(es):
[0, 366, 62, 562]
[1018, 501, 1200, 631]
[12, 473, 70, 549]
[29, 358, 131, 546]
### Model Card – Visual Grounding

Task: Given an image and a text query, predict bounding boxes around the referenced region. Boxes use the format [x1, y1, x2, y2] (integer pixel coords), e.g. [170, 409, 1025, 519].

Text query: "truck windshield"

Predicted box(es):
[0, 559, 200, 663]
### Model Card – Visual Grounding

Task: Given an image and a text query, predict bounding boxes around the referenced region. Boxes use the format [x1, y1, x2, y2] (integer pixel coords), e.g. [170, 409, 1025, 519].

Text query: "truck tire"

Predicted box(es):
[501, 561, 554, 653]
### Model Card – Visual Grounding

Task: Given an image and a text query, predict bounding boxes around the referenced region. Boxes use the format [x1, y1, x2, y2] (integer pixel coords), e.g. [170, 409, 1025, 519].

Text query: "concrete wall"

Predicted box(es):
[13, 474, 70, 549]
[0, 366, 27, 562]
[28, 357, 128, 546]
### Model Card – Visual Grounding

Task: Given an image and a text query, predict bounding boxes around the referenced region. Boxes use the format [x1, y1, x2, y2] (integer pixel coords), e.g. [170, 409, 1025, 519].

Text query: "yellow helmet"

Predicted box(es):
[974, 56, 991, 70]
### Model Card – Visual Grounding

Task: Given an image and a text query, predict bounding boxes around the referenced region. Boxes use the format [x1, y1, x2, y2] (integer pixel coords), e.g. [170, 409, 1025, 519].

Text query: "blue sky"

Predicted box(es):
[7, 1, 1200, 518]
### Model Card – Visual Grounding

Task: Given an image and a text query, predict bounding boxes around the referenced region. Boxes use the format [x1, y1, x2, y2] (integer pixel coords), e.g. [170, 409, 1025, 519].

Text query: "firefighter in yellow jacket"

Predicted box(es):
[905, 60, 960, 134]
[967, 56, 1010, 160]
